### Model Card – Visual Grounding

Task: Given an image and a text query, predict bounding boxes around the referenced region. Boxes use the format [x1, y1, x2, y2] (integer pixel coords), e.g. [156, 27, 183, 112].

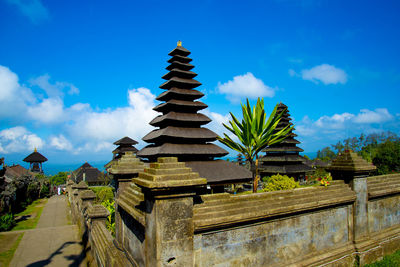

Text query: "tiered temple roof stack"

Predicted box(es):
[259, 103, 312, 180]
[105, 136, 139, 169]
[137, 42, 251, 186]
[112, 136, 138, 160]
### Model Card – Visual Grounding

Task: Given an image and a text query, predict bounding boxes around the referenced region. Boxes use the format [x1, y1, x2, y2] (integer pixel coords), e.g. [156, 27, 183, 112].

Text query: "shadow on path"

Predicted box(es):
[26, 237, 88, 267]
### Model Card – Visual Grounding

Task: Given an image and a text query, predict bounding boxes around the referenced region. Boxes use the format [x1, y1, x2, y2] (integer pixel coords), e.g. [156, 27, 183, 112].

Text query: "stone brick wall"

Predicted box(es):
[67, 181, 132, 267]
[115, 158, 400, 267]
[66, 157, 400, 267]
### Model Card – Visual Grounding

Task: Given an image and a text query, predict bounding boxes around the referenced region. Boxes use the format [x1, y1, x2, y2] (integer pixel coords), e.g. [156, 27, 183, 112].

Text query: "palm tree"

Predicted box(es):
[217, 98, 293, 192]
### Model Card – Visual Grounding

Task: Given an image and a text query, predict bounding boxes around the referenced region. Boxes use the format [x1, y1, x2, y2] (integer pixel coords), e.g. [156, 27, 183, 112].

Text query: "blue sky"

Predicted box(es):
[1, 0, 400, 168]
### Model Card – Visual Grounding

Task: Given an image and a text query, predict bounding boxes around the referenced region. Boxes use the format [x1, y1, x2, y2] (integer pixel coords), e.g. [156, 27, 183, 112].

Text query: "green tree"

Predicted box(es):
[217, 98, 292, 192]
[317, 147, 336, 162]
[49, 172, 68, 186]
[372, 141, 400, 175]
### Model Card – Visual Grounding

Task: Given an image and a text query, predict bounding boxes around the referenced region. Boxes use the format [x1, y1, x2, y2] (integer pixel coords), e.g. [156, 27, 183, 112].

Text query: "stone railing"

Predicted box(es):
[114, 157, 400, 267]
[66, 180, 132, 267]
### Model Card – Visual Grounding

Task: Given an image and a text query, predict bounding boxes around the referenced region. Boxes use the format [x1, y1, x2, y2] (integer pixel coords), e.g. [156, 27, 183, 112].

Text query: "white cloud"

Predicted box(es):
[6, 0, 49, 24]
[217, 72, 275, 102]
[315, 112, 355, 129]
[353, 108, 393, 124]
[0, 65, 159, 156]
[27, 97, 64, 123]
[0, 65, 35, 119]
[0, 65, 19, 101]
[301, 64, 347, 85]
[67, 87, 157, 144]
[29, 74, 79, 98]
[0, 126, 44, 153]
[50, 135, 73, 151]
[296, 108, 396, 146]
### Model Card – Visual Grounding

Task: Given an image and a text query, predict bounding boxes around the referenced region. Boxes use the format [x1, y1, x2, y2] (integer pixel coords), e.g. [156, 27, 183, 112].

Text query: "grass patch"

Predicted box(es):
[0, 232, 24, 267]
[12, 198, 47, 231]
[364, 249, 400, 267]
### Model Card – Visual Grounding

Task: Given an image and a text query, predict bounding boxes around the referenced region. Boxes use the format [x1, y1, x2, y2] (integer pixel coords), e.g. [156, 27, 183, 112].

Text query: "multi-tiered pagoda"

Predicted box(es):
[259, 103, 312, 180]
[138, 42, 251, 187]
[112, 136, 138, 160]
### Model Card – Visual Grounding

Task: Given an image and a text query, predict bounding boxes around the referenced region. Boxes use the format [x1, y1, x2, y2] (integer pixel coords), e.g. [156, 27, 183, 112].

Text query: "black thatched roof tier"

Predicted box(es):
[279, 138, 301, 145]
[137, 143, 227, 160]
[259, 154, 305, 162]
[260, 103, 311, 179]
[166, 61, 194, 71]
[142, 127, 217, 143]
[186, 160, 251, 184]
[156, 88, 203, 101]
[113, 136, 138, 145]
[162, 69, 197, 80]
[168, 55, 192, 63]
[150, 112, 211, 127]
[23, 150, 48, 163]
[112, 146, 138, 154]
[160, 77, 202, 90]
[261, 164, 313, 175]
[263, 146, 304, 152]
[153, 100, 207, 113]
[168, 45, 191, 57]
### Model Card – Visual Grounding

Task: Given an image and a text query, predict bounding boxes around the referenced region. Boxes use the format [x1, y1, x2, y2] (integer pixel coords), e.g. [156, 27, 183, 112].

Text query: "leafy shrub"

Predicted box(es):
[101, 199, 115, 236]
[40, 184, 50, 198]
[0, 213, 16, 231]
[90, 186, 114, 203]
[262, 174, 300, 192]
[26, 183, 40, 204]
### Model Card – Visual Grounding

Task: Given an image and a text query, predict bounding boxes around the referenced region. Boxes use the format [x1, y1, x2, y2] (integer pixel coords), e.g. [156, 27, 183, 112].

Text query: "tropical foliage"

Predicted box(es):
[217, 98, 293, 192]
[49, 172, 68, 186]
[262, 174, 300, 192]
[101, 199, 115, 236]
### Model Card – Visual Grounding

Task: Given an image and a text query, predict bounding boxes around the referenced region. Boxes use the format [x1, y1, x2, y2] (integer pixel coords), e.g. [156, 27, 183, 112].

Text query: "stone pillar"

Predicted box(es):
[87, 204, 110, 228]
[79, 190, 96, 210]
[107, 151, 145, 195]
[71, 181, 89, 223]
[133, 157, 207, 267]
[327, 150, 379, 265]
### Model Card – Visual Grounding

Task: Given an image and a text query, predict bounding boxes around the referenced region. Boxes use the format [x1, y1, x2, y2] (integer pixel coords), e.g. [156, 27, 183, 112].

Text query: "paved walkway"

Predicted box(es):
[10, 195, 87, 267]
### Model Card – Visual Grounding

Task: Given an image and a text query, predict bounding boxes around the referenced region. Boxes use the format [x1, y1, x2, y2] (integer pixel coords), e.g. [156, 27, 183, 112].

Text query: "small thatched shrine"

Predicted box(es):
[23, 148, 47, 173]
[327, 150, 376, 183]
[112, 136, 138, 160]
[137, 42, 251, 187]
[259, 103, 312, 180]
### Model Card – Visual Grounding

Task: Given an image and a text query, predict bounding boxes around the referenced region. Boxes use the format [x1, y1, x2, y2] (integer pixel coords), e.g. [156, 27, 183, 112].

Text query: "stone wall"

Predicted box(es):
[115, 158, 400, 267]
[193, 182, 355, 266]
[66, 181, 132, 267]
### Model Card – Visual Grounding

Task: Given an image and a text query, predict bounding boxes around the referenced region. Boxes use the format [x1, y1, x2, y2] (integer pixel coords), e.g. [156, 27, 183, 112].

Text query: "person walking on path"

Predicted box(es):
[9, 195, 87, 267]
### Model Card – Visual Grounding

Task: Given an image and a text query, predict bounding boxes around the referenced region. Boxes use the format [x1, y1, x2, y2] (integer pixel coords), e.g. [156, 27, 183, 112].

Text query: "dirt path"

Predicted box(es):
[9, 195, 87, 267]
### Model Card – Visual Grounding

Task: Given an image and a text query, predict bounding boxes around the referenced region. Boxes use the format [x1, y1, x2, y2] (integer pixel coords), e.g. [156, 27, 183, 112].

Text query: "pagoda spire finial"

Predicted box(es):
[34, 147, 37, 152]
[177, 40, 182, 47]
